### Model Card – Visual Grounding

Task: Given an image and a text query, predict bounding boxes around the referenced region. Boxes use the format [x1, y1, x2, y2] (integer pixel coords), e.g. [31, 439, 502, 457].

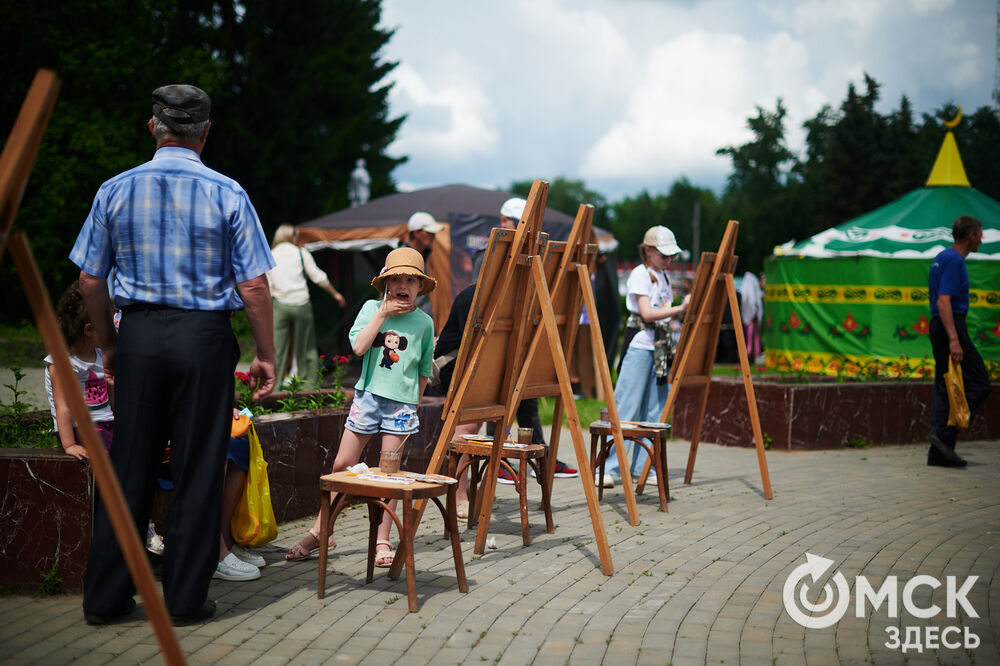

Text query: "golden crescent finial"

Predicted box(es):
[943, 105, 962, 129]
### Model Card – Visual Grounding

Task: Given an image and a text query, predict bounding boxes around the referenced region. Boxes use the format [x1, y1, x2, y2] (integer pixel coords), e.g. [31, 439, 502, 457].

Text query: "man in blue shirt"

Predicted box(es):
[72, 84, 277, 624]
[927, 215, 991, 467]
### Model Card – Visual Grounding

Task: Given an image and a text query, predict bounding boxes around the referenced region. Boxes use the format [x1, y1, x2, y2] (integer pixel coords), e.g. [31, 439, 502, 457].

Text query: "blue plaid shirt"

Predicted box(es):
[70, 147, 275, 311]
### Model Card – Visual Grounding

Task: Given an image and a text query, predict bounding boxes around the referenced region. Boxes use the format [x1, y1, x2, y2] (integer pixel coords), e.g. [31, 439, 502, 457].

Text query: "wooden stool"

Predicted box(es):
[589, 422, 670, 511]
[316, 470, 468, 612]
[448, 439, 554, 549]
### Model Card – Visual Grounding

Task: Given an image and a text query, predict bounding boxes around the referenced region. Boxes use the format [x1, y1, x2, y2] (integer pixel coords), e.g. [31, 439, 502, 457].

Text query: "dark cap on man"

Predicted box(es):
[152, 84, 211, 132]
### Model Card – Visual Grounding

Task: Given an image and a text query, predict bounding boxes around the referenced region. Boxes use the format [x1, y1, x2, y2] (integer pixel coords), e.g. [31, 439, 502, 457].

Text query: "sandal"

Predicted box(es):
[375, 540, 396, 568]
[456, 501, 469, 520]
[285, 528, 336, 562]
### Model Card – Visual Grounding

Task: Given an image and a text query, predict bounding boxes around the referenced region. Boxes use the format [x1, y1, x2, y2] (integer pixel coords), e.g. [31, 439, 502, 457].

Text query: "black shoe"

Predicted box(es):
[84, 597, 136, 625]
[170, 600, 216, 626]
[928, 455, 968, 468]
[927, 430, 964, 466]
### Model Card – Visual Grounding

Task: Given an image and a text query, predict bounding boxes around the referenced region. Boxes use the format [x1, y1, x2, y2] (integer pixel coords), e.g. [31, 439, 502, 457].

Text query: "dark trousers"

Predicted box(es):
[83, 309, 238, 617]
[929, 315, 992, 457]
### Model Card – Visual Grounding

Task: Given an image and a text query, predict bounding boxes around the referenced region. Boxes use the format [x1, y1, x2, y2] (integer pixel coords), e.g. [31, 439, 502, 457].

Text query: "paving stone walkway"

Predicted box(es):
[1, 437, 997, 665]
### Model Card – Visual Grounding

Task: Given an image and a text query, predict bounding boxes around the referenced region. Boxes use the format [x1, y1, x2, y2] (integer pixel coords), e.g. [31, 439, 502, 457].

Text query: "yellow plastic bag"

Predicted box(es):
[945, 358, 970, 430]
[231, 423, 277, 547]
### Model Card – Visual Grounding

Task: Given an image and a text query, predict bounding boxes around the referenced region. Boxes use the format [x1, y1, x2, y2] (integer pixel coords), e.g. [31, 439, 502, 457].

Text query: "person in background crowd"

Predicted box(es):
[268, 225, 345, 386]
[601, 226, 688, 488]
[404, 211, 444, 319]
[926, 215, 991, 468]
[739, 271, 764, 364]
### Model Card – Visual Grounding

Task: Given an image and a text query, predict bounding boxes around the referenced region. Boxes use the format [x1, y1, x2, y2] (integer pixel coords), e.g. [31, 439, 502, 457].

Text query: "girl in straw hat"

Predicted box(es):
[285, 248, 436, 567]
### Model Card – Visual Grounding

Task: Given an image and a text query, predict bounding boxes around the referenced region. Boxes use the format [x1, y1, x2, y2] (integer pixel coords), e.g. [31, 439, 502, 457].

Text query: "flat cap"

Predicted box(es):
[152, 84, 211, 132]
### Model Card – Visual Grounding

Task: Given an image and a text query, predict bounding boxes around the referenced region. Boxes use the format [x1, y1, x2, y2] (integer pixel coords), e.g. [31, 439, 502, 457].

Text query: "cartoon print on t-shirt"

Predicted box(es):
[84, 370, 110, 411]
[374, 331, 408, 369]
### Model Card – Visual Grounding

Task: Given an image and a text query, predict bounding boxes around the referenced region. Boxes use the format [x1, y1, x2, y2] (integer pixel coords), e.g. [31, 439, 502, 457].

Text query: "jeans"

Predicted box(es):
[604, 346, 669, 479]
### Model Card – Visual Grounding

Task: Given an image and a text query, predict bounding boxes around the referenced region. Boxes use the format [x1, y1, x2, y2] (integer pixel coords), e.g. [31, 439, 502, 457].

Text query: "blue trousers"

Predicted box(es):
[605, 347, 669, 479]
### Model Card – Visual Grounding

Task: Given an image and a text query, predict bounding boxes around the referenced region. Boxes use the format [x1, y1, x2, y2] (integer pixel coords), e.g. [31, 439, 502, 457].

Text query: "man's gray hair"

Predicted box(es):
[151, 115, 209, 141]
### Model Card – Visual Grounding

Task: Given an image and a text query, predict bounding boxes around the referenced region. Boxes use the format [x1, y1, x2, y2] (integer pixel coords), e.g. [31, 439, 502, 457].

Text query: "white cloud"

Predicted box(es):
[581, 28, 819, 185]
[910, 0, 955, 14]
[380, 0, 995, 199]
[386, 61, 500, 163]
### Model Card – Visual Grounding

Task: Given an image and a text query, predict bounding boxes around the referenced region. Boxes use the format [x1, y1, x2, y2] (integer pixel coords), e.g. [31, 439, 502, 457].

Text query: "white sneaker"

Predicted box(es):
[595, 473, 615, 488]
[214, 552, 261, 581]
[231, 544, 266, 568]
[145, 521, 164, 556]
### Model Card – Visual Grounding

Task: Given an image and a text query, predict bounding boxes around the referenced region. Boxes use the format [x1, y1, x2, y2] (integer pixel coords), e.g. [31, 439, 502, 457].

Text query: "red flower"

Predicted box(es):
[841, 313, 858, 333]
[911, 314, 930, 336]
[234, 371, 251, 384]
[787, 311, 802, 330]
[991, 320, 1000, 338]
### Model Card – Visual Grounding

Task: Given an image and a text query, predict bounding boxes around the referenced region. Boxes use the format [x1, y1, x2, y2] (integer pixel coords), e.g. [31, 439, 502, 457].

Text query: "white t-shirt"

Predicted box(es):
[267, 242, 331, 306]
[44, 349, 114, 429]
[625, 265, 673, 351]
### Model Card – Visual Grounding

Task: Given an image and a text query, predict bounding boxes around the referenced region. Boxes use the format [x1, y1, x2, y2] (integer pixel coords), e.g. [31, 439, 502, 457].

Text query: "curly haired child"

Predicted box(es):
[44, 281, 165, 554]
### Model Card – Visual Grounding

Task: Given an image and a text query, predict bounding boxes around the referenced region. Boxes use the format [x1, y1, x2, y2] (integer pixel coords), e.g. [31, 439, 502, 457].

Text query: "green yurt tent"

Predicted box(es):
[765, 121, 1000, 378]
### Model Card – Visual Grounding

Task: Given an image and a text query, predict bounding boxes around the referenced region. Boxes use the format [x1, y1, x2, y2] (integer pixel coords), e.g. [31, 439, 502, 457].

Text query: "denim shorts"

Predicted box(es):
[346, 390, 420, 435]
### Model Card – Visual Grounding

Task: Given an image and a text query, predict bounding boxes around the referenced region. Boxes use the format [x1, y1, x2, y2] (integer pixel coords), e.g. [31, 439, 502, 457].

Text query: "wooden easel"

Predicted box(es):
[400, 180, 614, 576]
[1, 70, 185, 663]
[512, 204, 641, 527]
[657, 220, 773, 500]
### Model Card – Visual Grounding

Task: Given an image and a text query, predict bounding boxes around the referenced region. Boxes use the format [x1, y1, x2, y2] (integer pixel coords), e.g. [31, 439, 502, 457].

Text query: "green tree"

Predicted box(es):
[509, 176, 610, 229]
[1, 0, 403, 323]
[955, 106, 1000, 200]
[607, 180, 720, 262]
[716, 99, 799, 272]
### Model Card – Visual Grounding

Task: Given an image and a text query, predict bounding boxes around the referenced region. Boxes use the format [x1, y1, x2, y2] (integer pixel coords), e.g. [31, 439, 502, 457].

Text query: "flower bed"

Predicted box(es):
[671, 376, 999, 450]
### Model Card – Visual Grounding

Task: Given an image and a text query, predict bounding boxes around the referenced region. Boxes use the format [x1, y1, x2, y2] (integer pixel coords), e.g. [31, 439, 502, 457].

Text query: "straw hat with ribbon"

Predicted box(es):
[371, 247, 437, 296]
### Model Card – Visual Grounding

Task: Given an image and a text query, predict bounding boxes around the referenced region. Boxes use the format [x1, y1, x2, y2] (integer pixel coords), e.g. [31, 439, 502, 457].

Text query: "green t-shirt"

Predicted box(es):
[350, 299, 435, 404]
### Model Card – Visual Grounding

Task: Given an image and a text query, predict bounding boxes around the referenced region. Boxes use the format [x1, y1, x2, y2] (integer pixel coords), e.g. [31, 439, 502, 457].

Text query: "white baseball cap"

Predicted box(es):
[642, 226, 682, 256]
[499, 197, 526, 222]
[407, 211, 444, 234]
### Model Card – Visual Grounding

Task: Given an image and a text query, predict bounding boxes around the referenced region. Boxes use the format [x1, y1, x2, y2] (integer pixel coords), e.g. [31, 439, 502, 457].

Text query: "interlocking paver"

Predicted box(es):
[2, 438, 997, 664]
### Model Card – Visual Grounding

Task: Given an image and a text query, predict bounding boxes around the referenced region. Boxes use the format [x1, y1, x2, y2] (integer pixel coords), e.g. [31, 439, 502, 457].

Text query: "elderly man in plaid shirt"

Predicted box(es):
[72, 84, 277, 626]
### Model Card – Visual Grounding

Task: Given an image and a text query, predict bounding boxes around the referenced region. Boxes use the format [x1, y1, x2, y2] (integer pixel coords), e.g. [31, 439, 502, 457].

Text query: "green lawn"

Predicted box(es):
[0, 321, 45, 368]
[537, 395, 605, 427]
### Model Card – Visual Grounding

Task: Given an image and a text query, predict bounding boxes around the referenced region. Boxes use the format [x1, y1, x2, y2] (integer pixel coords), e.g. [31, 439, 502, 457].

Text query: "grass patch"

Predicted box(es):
[0, 321, 46, 368]
[537, 395, 604, 427]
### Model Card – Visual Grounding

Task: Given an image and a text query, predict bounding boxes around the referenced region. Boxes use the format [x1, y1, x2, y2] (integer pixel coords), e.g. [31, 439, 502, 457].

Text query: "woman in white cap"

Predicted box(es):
[600, 226, 689, 488]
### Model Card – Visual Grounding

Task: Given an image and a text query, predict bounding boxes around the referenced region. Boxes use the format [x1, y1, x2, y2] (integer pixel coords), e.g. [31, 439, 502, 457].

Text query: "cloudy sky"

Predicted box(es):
[378, 0, 996, 200]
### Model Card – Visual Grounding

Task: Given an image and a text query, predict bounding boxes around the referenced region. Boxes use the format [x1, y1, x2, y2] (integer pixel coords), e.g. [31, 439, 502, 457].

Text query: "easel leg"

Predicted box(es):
[684, 383, 711, 485]
[577, 265, 639, 527]
[546, 397, 564, 505]
[473, 429, 504, 554]
[10, 234, 183, 663]
[725, 273, 774, 499]
[533, 258, 613, 574]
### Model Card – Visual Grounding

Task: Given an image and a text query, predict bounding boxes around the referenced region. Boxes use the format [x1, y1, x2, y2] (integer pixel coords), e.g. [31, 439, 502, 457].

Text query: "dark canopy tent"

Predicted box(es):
[296, 184, 621, 361]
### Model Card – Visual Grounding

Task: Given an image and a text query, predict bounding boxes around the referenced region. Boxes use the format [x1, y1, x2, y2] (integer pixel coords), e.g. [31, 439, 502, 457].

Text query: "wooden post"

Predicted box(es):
[1, 70, 185, 663]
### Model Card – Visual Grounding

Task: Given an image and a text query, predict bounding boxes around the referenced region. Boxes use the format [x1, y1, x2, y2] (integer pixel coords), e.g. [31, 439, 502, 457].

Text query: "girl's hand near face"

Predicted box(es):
[380, 292, 416, 317]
